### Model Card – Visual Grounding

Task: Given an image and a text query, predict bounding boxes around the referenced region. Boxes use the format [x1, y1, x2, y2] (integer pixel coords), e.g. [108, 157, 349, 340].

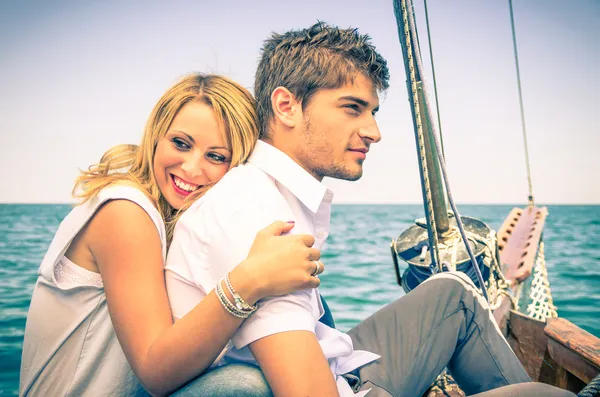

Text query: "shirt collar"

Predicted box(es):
[247, 140, 332, 213]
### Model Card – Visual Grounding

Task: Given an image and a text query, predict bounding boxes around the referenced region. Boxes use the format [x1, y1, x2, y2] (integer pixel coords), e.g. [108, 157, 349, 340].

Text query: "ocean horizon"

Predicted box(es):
[1, 203, 598, 396]
[2, 202, 599, 205]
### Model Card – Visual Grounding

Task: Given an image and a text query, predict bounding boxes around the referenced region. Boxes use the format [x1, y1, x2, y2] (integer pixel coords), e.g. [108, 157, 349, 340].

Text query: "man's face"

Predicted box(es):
[293, 73, 381, 182]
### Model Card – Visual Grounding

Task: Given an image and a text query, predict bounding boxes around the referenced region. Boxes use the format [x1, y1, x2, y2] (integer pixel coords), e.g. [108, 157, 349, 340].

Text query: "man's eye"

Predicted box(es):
[344, 104, 360, 113]
[172, 138, 190, 150]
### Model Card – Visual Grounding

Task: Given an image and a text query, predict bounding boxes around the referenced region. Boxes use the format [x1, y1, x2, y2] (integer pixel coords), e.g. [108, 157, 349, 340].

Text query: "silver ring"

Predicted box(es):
[311, 260, 321, 276]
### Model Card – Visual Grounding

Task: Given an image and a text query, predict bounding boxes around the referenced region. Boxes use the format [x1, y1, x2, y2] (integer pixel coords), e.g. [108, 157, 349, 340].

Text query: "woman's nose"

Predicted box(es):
[181, 155, 204, 178]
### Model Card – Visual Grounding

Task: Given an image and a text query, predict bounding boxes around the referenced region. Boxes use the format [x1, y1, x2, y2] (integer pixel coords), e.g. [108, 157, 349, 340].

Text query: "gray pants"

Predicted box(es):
[347, 271, 575, 397]
[170, 271, 576, 396]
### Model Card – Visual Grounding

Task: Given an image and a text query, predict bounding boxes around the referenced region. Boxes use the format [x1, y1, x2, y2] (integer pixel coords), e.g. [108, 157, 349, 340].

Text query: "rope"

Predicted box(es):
[578, 373, 600, 397]
[427, 371, 465, 397]
[508, 0, 535, 206]
[526, 240, 558, 321]
[481, 231, 517, 311]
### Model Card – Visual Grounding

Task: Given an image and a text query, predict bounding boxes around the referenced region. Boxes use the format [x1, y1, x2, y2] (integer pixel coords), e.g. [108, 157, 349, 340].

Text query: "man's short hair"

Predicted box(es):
[255, 21, 390, 138]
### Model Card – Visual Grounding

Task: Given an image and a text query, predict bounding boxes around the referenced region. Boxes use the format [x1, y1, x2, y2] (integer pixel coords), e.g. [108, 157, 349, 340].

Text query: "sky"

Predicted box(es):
[0, 0, 598, 204]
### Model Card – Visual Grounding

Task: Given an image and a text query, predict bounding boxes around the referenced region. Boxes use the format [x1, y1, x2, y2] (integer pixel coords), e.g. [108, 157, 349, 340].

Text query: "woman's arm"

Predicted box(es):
[88, 200, 319, 396]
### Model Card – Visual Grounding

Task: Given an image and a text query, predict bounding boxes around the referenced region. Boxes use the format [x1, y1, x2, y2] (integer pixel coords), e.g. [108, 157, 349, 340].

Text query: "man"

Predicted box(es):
[166, 22, 575, 397]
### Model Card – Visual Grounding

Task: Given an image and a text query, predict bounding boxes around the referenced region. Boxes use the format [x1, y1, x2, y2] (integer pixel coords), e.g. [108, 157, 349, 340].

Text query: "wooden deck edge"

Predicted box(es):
[545, 317, 600, 384]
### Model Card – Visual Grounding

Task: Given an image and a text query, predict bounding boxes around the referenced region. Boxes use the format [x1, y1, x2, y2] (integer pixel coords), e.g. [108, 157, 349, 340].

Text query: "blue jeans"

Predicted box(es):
[169, 363, 272, 397]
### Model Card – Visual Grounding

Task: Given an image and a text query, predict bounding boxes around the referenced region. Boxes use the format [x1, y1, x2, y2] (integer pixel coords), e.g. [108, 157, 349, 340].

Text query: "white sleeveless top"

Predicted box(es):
[19, 185, 166, 397]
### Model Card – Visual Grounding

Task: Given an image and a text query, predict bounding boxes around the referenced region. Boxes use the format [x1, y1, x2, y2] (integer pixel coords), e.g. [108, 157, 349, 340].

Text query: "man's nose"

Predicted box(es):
[359, 119, 381, 143]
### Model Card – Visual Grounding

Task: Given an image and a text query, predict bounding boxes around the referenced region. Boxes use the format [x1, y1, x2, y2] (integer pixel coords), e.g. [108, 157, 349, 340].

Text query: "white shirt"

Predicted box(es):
[166, 140, 378, 396]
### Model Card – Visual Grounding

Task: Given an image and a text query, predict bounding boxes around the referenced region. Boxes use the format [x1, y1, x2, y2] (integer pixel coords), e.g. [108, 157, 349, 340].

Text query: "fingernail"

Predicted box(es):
[287, 221, 295, 224]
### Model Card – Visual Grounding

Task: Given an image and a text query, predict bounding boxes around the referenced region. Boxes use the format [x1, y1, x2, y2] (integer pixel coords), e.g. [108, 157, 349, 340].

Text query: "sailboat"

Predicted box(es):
[388, 0, 600, 395]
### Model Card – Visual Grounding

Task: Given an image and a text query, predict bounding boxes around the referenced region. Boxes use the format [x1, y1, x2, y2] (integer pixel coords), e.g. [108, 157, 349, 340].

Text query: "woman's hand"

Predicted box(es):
[230, 221, 324, 304]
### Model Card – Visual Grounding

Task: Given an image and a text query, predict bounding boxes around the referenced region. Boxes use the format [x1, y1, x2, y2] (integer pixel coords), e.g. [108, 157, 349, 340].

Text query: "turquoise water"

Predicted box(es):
[1, 203, 599, 395]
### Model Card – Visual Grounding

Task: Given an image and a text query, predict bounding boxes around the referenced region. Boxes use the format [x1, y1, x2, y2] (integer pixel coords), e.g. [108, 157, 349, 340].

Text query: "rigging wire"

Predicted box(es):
[423, 0, 446, 159]
[508, 0, 535, 206]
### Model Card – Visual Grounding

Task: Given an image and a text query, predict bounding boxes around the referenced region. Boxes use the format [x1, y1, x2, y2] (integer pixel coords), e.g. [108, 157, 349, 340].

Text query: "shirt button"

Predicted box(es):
[316, 232, 325, 238]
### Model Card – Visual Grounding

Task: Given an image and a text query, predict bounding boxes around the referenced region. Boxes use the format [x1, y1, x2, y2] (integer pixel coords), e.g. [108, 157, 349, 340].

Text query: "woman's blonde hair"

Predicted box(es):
[73, 73, 259, 244]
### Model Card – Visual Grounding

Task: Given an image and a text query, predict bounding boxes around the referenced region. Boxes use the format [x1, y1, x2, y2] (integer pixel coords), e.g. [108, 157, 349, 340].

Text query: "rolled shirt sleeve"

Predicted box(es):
[207, 203, 319, 349]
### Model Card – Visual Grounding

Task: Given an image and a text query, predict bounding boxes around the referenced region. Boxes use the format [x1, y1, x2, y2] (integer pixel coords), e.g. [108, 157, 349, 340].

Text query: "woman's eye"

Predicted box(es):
[172, 138, 190, 150]
[207, 152, 228, 164]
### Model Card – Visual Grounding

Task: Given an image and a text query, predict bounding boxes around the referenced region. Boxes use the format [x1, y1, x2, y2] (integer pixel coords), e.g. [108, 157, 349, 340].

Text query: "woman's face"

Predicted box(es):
[153, 101, 231, 210]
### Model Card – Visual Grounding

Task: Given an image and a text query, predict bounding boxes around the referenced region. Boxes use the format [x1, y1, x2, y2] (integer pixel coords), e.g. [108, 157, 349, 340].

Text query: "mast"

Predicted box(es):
[393, 0, 449, 270]
[391, 0, 490, 300]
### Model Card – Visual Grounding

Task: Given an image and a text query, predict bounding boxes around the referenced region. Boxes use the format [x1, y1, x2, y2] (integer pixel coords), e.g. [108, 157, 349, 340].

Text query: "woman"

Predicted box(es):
[20, 74, 322, 397]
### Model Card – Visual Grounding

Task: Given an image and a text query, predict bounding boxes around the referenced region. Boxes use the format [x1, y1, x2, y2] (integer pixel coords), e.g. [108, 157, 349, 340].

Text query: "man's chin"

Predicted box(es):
[345, 173, 363, 181]
[327, 167, 363, 181]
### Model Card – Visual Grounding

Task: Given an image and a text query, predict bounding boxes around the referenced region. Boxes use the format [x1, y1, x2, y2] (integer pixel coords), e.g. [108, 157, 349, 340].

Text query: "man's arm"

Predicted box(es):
[207, 203, 340, 397]
[250, 331, 340, 397]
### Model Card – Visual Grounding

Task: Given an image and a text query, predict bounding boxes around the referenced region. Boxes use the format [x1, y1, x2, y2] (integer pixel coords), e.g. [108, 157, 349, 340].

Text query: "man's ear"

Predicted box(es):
[271, 87, 300, 128]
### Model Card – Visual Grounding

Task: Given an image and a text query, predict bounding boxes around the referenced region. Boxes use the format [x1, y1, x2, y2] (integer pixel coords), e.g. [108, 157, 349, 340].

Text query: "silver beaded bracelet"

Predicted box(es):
[225, 272, 258, 312]
[215, 279, 256, 319]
